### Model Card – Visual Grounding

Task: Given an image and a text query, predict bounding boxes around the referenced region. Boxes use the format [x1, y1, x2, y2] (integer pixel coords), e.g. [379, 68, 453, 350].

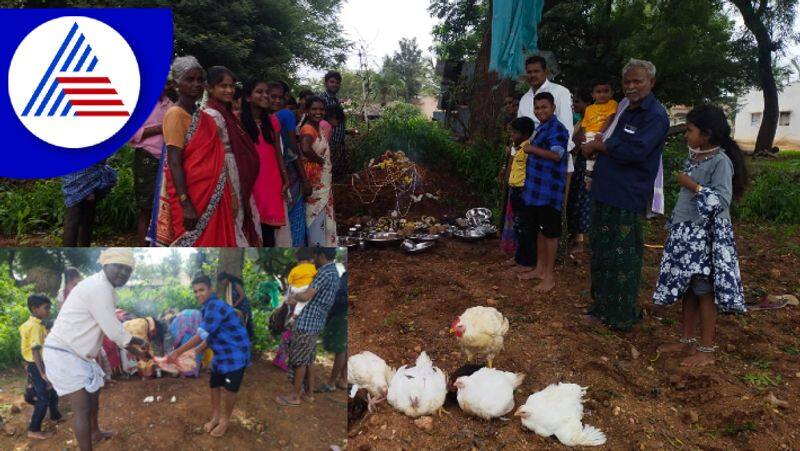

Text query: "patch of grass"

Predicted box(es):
[740, 371, 783, 389]
[722, 421, 758, 436]
[383, 313, 397, 327]
[746, 358, 772, 370]
[660, 317, 677, 326]
[779, 345, 800, 356]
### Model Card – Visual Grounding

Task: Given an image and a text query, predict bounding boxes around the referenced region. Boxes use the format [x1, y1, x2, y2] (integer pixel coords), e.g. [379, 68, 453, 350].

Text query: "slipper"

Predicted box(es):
[750, 297, 788, 310]
[275, 395, 301, 406]
[314, 383, 336, 393]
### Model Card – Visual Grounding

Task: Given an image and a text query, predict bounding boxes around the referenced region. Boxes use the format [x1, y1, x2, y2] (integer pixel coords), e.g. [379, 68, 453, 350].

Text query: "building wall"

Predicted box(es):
[734, 82, 800, 150]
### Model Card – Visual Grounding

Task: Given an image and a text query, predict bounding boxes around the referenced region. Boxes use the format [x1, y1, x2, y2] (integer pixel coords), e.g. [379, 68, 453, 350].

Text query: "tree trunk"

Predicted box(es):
[217, 248, 244, 280]
[468, 0, 562, 142]
[21, 266, 61, 296]
[731, 0, 779, 153]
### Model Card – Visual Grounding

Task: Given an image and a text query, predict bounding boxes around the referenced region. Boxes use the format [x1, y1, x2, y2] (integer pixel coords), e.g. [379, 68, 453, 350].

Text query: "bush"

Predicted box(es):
[0, 145, 138, 240]
[0, 266, 34, 370]
[736, 169, 800, 223]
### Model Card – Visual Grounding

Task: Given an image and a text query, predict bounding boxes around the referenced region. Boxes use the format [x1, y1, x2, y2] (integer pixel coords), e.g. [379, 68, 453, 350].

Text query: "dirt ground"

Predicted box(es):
[0, 355, 346, 450]
[347, 221, 800, 450]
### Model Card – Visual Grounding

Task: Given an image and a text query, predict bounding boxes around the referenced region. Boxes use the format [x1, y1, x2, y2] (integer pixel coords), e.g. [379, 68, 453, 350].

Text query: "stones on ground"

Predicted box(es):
[767, 393, 789, 409]
[414, 345, 422, 353]
[769, 268, 781, 279]
[486, 298, 499, 306]
[414, 416, 434, 433]
[2, 423, 17, 436]
[612, 406, 621, 416]
[681, 410, 699, 424]
[726, 343, 737, 352]
[630, 345, 641, 360]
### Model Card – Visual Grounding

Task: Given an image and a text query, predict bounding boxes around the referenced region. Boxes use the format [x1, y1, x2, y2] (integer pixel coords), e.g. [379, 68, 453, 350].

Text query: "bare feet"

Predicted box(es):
[204, 418, 220, 433]
[657, 341, 696, 355]
[27, 431, 54, 440]
[518, 268, 543, 280]
[532, 277, 556, 293]
[681, 352, 715, 367]
[210, 420, 228, 437]
[91, 430, 114, 444]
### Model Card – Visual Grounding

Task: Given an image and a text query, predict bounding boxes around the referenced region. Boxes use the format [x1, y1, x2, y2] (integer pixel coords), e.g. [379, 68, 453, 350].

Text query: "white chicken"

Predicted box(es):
[347, 351, 395, 411]
[450, 306, 509, 368]
[387, 351, 447, 417]
[454, 367, 524, 420]
[515, 383, 607, 447]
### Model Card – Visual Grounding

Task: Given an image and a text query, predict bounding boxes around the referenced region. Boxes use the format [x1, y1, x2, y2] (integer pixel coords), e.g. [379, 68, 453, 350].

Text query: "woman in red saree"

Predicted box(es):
[148, 56, 236, 247]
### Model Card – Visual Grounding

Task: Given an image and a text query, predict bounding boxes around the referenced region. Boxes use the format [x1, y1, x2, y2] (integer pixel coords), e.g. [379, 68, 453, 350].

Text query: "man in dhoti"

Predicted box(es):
[43, 248, 149, 451]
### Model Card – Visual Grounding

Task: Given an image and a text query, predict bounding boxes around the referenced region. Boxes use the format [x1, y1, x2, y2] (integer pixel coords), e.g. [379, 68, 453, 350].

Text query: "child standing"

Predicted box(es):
[504, 117, 537, 271]
[576, 79, 618, 190]
[518, 92, 570, 293]
[61, 161, 117, 247]
[168, 275, 250, 437]
[19, 295, 62, 440]
[653, 105, 747, 367]
[567, 88, 595, 260]
[286, 248, 318, 324]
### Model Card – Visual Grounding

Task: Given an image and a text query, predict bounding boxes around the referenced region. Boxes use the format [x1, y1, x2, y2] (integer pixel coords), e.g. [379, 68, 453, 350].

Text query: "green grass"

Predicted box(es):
[739, 371, 783, 389]
[721, 422, 758, 436]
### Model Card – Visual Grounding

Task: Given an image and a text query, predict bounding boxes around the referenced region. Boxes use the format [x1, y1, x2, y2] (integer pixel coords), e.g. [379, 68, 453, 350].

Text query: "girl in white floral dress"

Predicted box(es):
[652, 105, 747, 367]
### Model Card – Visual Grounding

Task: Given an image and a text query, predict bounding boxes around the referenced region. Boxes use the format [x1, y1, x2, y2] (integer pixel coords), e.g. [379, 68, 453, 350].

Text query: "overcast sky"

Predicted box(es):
[299, 1, 800, 81]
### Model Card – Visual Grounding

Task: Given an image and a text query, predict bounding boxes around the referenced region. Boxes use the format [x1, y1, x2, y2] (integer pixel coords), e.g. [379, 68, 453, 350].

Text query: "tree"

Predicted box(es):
[429, 0, 488, 62]
[0, 249, 100, 294]
[13, 0, 350, 82]
[382, 38, 432, 101]
[729, 0, 798, 153]
[218, 248, 244, 280]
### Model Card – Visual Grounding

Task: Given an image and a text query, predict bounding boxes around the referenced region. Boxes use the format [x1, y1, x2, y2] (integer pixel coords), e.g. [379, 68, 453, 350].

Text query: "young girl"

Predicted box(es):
[653, 105, 747, 367]
[56, 267, 82, 310]
[300, 96, 338, 246]
[204, 66, 262, 247]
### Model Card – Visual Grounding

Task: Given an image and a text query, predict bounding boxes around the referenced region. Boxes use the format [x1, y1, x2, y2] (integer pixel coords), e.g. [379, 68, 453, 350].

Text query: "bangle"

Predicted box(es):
[694, 184, 702, 194]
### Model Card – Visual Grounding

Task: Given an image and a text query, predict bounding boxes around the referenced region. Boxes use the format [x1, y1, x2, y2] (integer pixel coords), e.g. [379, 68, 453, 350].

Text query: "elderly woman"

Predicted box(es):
[149, 56, 236, 246]
[42, 249, 149, 451]
[581, 59, 669, 330]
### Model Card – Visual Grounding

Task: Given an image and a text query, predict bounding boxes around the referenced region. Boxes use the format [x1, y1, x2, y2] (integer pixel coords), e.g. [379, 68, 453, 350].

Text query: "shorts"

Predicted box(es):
[209, 367, 246, 393]
[133, 148, 160, 209]
[530, 205, 562, 238]
[689, 276, 713, 296]
[288, 332, 318, 368]
[321, 311, 347, 354]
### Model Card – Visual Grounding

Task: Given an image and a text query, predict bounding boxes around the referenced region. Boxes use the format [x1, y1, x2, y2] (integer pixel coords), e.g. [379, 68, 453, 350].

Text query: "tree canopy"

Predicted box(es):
[429, 0, 779, 108]
[11, 0, 350, 82]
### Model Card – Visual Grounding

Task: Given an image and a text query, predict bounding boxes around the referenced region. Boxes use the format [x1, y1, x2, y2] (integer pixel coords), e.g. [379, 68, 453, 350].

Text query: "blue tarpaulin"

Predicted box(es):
[489, 0, 544, 78]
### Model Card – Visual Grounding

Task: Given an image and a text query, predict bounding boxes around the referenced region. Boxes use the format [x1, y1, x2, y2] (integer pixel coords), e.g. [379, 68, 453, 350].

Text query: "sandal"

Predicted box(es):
[314, 383, 336, 393]
[750, 296, 788, 310]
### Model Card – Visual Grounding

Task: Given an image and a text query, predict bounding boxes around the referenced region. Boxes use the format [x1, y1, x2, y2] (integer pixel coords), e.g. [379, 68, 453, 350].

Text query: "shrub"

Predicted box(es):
[0, 266, 34, 370]
[736, 169, 800, 223]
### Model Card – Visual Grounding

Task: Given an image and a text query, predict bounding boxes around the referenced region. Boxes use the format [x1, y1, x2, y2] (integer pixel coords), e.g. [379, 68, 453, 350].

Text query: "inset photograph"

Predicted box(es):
[0, 247, 347, 450]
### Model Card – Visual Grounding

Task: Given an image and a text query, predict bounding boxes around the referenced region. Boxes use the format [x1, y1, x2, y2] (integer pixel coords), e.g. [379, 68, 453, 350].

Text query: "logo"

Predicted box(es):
[9, 16, 140, 149]
[1, 8, 172, 178]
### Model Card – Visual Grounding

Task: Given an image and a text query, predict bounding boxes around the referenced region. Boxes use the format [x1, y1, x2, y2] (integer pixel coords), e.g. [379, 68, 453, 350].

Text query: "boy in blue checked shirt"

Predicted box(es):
[519, 91, 570, 293]
[276, 247, 340, 406]
[167, 275, 250, 438]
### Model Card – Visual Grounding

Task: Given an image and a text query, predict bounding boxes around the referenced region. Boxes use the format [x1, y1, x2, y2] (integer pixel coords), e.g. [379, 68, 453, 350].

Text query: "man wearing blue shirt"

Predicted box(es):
[276, 248, 340, 406]
[581, 58, 669, 330]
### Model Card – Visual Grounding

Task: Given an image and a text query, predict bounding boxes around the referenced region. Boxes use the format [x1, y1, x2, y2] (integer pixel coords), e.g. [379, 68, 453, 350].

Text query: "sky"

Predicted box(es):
[303, 1, 800, 82]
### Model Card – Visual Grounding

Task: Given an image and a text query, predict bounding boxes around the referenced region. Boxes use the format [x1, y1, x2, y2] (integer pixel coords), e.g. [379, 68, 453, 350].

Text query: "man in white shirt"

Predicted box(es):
[517, 55, 575, 173]
[43, 248, 148, 451]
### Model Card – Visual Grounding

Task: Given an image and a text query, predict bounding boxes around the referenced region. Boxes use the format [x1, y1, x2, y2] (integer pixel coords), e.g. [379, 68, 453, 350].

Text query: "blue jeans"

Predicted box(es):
[27, 362, 61, 432]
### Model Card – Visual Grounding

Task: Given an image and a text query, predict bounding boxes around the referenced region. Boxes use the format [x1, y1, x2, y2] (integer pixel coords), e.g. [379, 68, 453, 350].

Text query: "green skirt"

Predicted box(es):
[321, 310, 347, 354]
[588, 201, 644, 330]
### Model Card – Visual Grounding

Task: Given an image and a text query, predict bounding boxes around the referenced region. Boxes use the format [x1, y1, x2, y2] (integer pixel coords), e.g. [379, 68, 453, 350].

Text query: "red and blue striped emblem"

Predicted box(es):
[22, 22, 129, 118]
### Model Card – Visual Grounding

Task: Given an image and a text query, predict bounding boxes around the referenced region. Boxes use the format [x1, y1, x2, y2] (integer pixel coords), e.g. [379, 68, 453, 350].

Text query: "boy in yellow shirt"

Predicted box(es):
[506, 116, 537, 271]
[19, 295, 62, 440]
[286, 248, 318, 324]
[577, 79, 618, 189]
